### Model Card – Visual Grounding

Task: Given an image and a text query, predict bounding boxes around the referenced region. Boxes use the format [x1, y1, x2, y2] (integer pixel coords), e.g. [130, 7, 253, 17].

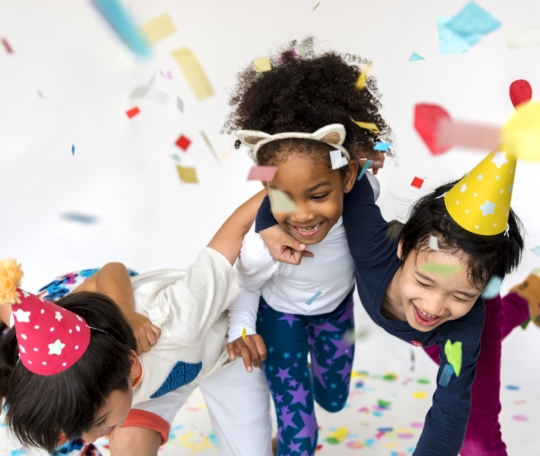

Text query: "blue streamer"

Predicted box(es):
[357, 160, 373, 181]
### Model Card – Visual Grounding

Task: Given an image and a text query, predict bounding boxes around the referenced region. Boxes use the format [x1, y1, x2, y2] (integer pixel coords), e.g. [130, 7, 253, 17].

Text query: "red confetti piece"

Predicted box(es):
[509, 79, 532, 108]
[175, 134, 192, 151]
[414, 104, 452, 155]
[2, 38, 13, 54]
[126, 107, 140, 118]
[411, 177, 424, 189]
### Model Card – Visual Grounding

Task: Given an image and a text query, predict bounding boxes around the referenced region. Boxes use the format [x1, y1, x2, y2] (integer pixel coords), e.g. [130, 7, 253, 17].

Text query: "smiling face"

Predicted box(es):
[269, 152, 357, 245]
[395, 243, 482, 332]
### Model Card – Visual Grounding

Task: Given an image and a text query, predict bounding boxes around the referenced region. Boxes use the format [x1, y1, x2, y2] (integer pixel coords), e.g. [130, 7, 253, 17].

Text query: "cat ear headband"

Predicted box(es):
[236, 124, 350, 163]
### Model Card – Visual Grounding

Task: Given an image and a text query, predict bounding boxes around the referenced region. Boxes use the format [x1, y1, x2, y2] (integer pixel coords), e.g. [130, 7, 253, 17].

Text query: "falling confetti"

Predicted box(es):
[374, 142, 391, 152]
[126, 107, 140, 118]
[351, 118, 380, 134]
[176, 165, 198, 183]
[139, 13, 177, 44]
[313, 2, 320, 11]
[428, 235, 439, 251]
[410, 177, 424, 189]
[62, 213, 98, 224]
[530, 246, 540, 257]
[268, 188, 297, 213]
[247, 166, 277, 181]
[241, 327, 247, 341]
[357, 160, 373, 181]
[506, 385, 520, 391]
[171, 47, 214, 101]
[253, 58, 271, 72]
[176, 95, 184, 113]
[200, 130, 221, 163]
[71, 144, 75, 155]
[482, 276, 502, 299]
[409, 52, 425, 61]
[175, 134, 192, 151]
[412, 391, 427, 399]
[1, 38, 13, 54]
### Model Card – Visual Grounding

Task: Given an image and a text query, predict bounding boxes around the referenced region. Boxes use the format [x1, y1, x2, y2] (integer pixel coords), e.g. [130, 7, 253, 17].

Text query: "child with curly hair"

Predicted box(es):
[222, 39, 392, 456]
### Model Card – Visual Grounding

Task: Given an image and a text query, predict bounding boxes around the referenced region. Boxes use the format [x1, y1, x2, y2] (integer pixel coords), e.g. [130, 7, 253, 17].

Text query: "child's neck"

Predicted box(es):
[381, 267, 407, 321]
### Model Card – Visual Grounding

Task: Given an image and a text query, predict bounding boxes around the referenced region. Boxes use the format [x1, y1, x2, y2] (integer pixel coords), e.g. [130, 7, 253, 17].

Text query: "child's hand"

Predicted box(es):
[259, 225, 314, 265]
[226, 334, 267, 372]
[125, 311, 161, 355]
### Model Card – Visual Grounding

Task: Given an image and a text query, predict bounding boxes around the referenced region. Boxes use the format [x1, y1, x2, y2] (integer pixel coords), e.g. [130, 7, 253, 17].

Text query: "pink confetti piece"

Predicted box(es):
[247, 166, 277, 181]
[2, 38, 13, 54]
[438, 119, 500, 151]
[410, 421, 424, 429]
[398, 433, 414, 439]
[512, 414, 528, 421]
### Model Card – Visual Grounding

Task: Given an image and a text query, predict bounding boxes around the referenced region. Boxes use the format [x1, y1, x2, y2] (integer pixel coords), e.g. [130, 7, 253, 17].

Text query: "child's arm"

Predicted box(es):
[74, 263, 160, 355]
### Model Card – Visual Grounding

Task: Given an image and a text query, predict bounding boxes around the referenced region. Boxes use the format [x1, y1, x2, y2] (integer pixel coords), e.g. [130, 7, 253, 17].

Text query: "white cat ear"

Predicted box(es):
[310, 124, 346, 147]
[235, 130, 272, 149]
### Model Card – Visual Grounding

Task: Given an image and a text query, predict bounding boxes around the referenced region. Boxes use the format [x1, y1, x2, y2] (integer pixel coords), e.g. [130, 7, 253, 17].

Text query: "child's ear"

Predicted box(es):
[397, 240, 404, 260]
[128, 350, 142, 382]
[343, 160, 359, 193]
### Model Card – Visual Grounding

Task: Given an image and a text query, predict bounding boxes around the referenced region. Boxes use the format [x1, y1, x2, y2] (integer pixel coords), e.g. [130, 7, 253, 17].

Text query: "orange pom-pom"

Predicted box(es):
[0, 258, 23, 305]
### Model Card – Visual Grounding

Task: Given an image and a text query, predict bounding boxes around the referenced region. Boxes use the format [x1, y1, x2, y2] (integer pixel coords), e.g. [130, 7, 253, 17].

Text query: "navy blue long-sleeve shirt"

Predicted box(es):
[255, 172, 485, 456]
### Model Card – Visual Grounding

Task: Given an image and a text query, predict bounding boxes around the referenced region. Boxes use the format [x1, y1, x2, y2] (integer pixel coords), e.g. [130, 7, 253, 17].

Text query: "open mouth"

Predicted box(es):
[413, 305, 442, 327]
[291, 222, 324, 238]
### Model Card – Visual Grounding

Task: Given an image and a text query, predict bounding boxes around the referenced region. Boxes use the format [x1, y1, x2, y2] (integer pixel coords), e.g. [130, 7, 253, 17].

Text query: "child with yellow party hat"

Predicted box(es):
[255, 147, 528, 455]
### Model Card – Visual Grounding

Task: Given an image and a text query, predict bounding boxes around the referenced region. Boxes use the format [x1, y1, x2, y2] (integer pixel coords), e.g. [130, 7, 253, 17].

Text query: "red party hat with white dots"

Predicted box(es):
[0, 258, 90, 376]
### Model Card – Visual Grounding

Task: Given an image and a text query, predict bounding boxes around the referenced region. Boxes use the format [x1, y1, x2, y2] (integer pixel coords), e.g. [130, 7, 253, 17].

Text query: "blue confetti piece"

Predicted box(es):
[62, 213, 98, 224]
[506, 384, 520, 391]
[438, 16, 470, 54]
[357, 160, 373, 181]
[378, 427, 393, 432]
[374, 142, 391, 152]
[446, 2, 501, 38]
[482, 275, 502, 299]
[71, 144, 75, 155]
[531, 246, 540, 257]
[91, 0, 151, 57]
[37, 90, 43, 98]
[306, 291, 322, 305]
[439, 363, 454, 387]
[171, 153, 182, 163]
[372, 411, 383, 417]
[409, 52, 425, 61]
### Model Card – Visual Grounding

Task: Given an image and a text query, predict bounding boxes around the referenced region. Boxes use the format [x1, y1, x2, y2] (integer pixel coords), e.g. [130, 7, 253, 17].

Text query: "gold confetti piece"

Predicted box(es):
[171, 48, 214, 101]
[313, 1, 320, 11]
[351, 118, 380, 134]
[176, 165, 198, 183]
[355, 62, 372, 90]
[200, 130, 221, 164]
[139, 13, 177, 43]
[412, 391, 427, 399]
[254, 58, 272, 72]
[421, 262, 461, 277]
[268, 188, 297, 213]
[241, 327, 247, 341]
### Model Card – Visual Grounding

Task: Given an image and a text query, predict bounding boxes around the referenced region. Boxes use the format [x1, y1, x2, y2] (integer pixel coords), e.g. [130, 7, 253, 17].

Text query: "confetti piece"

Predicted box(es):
[71, 144, 75, 155]
[306, 291, 322, 305]
[351, 119, 380, 134]
[438, 363, 454, 387]
[414, 104, 452, 155]
[531, 246, 540, 257]
[170, 154, 181, 163]
[313, 2, 320, 11]
[445, 2, 501, 39]
[397, 433, 414, 439]
[412, 392, 426, 399]
[429, 235, 439, 251]
[437, 119, 500, 151]
[482, 276, 502, 299]
[417, 378, 429, 384]
[327, 427, 347, 444]
[241, 327, 246, 341]
[130, 73, 156, 98]
[247, 166, 277, 181]
[409, 52, 425, 61]
[357, 160, 373, 181]
[253, 58, 271, 72]
[330, 150, 348, 169]
[126, 107, 140, 118]
[139, 13, 176, 44]
[382, 373, 398, 381]
[200, 130, 221, 163]
[515, 400, 526, 405]
[1, 38, 13, 54]
[176, 165, 198, 184]
[437, 16, 470, 55]
[502, 101, 540, 161]
[91, 0, 151, 56]
[175, 134, 192, 151]
[37, 90, 43, 98]
[160, 68, 173, 79]
[377, 399, 391, 409]
[355, 62, 372, 90]
[171, 48, 214, 101]
[374, 142, 391, 152]
[410, 177, 424, 189]
[177, 95, 184, 113]
[444, 339, 463, 377]
[422, 262, 461, 277]
[268, 188, 297, 213]
[512, 414, 529, 421]
[62, 213, 98, 224]
[410, 421, 424, 429]
[509, 80, 532, 108]
[506, 384, 520, 390]
[506, 26, 540, 49]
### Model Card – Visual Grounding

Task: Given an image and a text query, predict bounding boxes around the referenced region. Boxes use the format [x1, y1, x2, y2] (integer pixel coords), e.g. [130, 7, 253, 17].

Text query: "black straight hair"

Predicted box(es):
[0, 291, 137, 452]
[399, 180, 524, 289]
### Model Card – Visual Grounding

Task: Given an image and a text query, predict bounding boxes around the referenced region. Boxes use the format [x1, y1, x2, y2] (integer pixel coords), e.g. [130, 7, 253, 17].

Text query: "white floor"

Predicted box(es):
[2, 299, 539, 455]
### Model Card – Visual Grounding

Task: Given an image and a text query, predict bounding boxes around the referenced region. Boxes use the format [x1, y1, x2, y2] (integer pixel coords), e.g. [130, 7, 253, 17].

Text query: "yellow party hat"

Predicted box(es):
[444, 148, 516, 236]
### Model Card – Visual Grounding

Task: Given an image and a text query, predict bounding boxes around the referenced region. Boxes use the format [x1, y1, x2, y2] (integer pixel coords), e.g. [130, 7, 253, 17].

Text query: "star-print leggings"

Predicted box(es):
[256, 289, 355, 456]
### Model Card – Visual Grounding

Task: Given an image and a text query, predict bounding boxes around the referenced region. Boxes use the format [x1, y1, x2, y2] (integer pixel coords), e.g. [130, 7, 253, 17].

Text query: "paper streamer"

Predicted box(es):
[268, 188, 297, 213]
[306, 291, 322, 305]
[200, 130, 221, 164]
[247, 166, 277, 181]
[438, 363, 455, 387]
[91, 0, 151, 56]
[171, 48, 214, 101]
[357, 160, 373, 181]
[444, 340, 462, 376]
[139, 13, 176, 43]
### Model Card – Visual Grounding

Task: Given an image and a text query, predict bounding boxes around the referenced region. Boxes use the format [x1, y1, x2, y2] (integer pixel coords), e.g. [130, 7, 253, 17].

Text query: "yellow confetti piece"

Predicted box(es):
[176, 165, 198, 183]
[241, 327, 247, 341]
[253, 58, 272, 72]
[421, 262, 461, 277]
[502, 101, 540, 161]
[355, 62, 372, 90]
[384, 442, 399, 448]
[444, 339, 463, 376]
[180, 431, 195, 441]
[171, 48, 214, 101]
[269, 188, 297, 213]
[351, 118, 380, 134]
[412, 391, 427, 399]
[139, 13, 176, 43]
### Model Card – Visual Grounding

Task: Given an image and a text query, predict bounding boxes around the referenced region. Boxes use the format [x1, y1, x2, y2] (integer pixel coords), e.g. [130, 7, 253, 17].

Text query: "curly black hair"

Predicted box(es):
[223, 37, 393, 161]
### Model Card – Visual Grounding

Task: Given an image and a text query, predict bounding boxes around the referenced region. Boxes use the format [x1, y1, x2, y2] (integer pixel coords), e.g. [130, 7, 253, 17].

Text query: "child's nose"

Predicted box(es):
[289, 203, 314, 223]
[422, 294, 445, 316]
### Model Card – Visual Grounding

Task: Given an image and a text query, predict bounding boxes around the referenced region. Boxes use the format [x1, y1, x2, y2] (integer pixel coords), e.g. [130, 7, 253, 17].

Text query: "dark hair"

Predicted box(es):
[399, 181, 524, 289]
[223, 37, 393, 161]
[0, 292, 137, 452]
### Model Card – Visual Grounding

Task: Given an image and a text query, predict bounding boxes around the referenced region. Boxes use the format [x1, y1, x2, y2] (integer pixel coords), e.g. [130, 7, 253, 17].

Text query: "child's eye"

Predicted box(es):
[311, 193, 329, 200]
[416, 280, 430, 288]
[93, 419, 107, 428]
[453, 296, 468, 303]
